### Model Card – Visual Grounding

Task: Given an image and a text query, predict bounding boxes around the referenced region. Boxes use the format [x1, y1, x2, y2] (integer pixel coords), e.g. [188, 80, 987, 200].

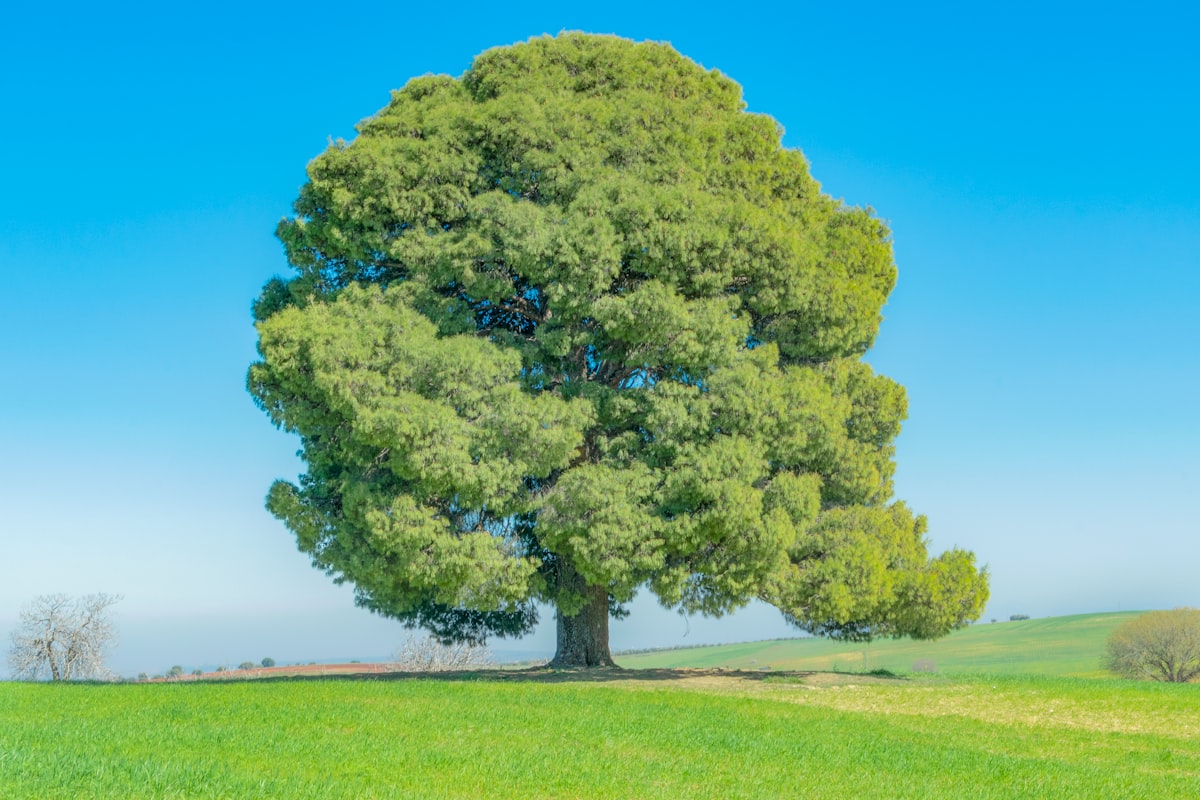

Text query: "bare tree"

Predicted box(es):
[391, 634, 492, 672]
[8, 593, 121, 681]
[1106, 607, 1200, 683]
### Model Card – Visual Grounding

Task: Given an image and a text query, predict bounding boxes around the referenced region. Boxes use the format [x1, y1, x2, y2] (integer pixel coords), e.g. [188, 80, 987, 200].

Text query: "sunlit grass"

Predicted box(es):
[2, 671, 1197, 798]
[616, 612, 1140, 676]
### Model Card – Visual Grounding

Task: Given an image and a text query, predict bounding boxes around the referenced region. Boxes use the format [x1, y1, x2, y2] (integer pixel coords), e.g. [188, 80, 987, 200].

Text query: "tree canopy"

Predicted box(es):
[249, 33, 988, 666]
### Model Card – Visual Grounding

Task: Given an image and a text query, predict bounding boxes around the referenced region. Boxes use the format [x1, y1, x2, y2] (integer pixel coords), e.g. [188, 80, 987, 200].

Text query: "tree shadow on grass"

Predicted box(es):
[185, 665, 912, 687]
[384, 666, 781, 684]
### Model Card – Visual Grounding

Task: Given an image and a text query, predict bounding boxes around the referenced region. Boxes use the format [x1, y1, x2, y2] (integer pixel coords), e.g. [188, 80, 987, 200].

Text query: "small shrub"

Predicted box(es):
[238, 662, 255, 671]
[392, 635, 492, 672]
[1010, 614, 1030, 621]
[261, 657, 275, 668]
[1106, 608, 1200, 683]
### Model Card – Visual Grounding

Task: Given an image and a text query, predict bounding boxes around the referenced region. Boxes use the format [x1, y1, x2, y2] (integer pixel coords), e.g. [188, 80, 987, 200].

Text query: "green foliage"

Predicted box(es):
[1106, 608, 1200, 683]
[3, 676, 1200, 798]
[261, 658, 275, 668]
[249, 33, 987, 649]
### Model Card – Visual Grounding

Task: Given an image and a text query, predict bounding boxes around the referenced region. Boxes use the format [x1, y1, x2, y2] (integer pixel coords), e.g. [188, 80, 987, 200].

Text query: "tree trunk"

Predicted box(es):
[550, 571, 615, 668]
[40, 640, 61, 682]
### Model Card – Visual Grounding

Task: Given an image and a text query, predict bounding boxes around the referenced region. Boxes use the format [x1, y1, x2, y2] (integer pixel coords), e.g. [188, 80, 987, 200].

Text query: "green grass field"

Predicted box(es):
[5, 612, 1193, 798]
[616, 611, 1140, 676]
[2, 671, 1198, 799]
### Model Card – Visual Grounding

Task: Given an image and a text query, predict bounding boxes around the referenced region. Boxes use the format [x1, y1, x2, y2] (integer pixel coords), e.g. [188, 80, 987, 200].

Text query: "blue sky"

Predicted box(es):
[2, 1, 1196, 675]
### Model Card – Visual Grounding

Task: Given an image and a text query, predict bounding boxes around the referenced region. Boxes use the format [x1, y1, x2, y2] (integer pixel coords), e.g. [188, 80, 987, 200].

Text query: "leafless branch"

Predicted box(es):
[390, 633, 492, 672]
[8, 593, 122, 681]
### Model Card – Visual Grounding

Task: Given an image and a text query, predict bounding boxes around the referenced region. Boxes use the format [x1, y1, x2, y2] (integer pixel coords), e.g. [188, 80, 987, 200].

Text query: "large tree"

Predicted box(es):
[249, 33, 988, 667]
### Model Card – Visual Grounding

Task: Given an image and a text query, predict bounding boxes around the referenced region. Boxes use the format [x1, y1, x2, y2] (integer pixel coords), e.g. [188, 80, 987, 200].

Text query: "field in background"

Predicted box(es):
[131, 612, 1136, 681]
[616, 612, 1140, 677]
[3, 671, 1197, 799]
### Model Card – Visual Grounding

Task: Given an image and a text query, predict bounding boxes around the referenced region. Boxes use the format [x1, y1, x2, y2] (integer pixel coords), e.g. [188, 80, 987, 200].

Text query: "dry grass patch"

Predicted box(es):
[745, 674, 1200, 738]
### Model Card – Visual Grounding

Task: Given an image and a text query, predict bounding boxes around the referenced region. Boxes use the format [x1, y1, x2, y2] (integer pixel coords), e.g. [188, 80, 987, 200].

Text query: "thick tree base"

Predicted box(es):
[549, 583, 615, 668]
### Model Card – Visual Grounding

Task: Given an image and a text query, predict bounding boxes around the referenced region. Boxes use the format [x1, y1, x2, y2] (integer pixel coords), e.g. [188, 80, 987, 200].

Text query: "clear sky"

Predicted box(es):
[2, 1, 1197, 676]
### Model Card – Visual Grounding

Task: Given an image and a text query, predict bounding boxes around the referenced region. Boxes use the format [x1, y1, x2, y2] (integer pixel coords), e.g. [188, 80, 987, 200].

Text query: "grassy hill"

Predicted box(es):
[615, 611, 1141, 677]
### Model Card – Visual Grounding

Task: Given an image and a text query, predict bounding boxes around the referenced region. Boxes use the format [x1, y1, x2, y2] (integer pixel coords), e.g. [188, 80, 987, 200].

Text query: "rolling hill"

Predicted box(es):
[615, 611, 1141, 677]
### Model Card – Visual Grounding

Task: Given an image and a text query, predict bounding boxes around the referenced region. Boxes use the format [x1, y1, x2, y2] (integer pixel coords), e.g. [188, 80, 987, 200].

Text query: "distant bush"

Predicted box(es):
[192, 669, 203, 676]
[238, 662, 255, 671]
[911, 659, 937, 673]
[1010, 614, 1030, 621]
[1106, 608, 1200, 683]
[166, 665, 184, 679]
[392, 635, 492, 672]
[261, 657, 275, 668]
